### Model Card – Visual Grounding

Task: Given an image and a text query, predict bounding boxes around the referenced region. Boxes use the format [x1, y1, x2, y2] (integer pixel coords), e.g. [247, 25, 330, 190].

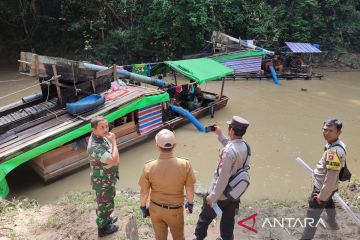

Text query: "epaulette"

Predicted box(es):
[145, 159, 156, 164]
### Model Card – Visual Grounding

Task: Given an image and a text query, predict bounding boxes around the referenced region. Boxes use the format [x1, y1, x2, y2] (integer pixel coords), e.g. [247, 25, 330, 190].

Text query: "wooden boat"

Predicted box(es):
[0, 52, 230, 194]
[210, 32, 324, 81]
[66, 94, 105, 115]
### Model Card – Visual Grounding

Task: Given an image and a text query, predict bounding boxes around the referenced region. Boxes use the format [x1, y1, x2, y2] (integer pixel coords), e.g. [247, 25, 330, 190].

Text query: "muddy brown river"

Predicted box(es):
[1, 65, 359, 204]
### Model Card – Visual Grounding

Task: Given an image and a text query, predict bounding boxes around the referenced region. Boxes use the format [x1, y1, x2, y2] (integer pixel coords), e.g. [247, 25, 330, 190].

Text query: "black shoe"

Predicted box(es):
[98, 224, 118, 237]
[326, 219, 339, 230]
[107, 216, 118, 225]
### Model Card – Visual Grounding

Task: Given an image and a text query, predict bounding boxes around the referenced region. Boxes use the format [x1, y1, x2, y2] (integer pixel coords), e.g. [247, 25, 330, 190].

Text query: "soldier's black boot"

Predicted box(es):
[107, 216, 118, 225]
[98, 224, 118, 237]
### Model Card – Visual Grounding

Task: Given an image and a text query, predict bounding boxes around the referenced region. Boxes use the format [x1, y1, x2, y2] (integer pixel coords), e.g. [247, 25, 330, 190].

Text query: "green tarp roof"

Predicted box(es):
[150, 51, 265, 83]
[212, 50, 266, 62]
[164, 58, 233, 84]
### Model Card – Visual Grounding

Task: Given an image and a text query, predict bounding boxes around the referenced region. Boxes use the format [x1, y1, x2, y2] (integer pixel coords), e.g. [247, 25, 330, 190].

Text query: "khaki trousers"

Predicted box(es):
[149, 201, 185, 240]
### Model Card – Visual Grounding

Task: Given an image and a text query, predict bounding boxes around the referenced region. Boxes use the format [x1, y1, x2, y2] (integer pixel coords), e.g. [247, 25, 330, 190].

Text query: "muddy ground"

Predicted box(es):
[0, 179, 359, 240]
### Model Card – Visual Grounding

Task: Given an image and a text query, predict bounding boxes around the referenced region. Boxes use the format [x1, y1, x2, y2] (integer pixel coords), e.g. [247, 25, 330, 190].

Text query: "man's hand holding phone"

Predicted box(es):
[205, 125, 216, 133]
[205, 123, 222, 136]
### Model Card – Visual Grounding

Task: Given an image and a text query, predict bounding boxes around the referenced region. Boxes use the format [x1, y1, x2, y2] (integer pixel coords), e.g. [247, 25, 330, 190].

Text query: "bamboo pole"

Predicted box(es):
[113, 64, 117, 81]
[52, 65, 63, 105]
[220, 77, 225, 98]
[173, 71, 177, 85]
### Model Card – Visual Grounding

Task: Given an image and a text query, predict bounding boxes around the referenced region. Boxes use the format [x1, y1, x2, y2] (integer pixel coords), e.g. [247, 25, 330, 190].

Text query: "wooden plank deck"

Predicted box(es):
[0, 92, 141, 160]
[0, 86, 163, 161]
[0, 99, 59, 134]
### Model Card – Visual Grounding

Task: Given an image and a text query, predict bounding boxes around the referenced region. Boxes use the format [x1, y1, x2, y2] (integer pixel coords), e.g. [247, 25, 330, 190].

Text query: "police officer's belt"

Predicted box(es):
[151, 200, 182, 209]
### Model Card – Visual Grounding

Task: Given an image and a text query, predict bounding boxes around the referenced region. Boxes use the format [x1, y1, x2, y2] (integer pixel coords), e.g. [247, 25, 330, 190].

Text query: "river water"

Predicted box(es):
[1, 65, 359, 204]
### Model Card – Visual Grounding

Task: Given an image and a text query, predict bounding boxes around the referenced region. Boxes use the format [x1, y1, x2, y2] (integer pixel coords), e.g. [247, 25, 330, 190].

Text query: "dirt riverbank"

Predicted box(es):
[1, 178, 359, 240]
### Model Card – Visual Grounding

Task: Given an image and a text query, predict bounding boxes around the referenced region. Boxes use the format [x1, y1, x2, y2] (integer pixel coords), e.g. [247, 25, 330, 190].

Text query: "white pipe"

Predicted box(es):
[212, 202, 222, 217]
[83, 63, 168, 88]
[295, 157, 360, 226]
[227, 36, 274, 56]
[295, 157, 314, 175]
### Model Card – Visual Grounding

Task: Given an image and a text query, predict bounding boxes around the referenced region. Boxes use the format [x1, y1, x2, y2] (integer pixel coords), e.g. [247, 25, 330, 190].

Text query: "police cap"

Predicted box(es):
[226, 116, 250, 130]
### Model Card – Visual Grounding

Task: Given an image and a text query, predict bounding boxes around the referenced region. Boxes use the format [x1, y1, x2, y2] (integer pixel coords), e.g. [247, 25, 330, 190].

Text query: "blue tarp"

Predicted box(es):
[285, 42, 322, 53]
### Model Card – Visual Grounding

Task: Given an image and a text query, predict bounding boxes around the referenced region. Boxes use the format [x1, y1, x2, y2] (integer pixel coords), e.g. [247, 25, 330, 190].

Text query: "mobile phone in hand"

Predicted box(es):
[205, 125, 216, 133]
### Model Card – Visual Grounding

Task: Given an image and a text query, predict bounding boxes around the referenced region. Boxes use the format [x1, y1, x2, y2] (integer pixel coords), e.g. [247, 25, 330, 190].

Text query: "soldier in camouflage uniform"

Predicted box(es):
[87, 116, 120, 237]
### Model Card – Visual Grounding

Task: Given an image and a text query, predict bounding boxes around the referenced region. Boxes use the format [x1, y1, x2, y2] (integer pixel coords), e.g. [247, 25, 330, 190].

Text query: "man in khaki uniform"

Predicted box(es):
[301, 119, 346, 239]
[139, 129, 196, 240]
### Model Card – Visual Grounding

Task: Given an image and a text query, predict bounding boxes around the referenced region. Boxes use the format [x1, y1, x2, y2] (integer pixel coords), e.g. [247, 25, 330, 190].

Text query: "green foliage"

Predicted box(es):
[0, 0, 359, 63]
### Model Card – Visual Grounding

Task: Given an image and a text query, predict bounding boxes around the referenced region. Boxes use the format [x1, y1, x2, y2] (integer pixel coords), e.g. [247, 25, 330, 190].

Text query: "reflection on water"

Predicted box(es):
[1, 67, 360, 204]
[0, 65, 40, 107]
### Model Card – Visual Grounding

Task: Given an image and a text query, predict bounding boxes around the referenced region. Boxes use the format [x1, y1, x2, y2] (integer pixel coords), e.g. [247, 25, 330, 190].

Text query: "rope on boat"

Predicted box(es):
[0, 79, 29, 83]
[43, 75, 64, 122]
[71, 62, 78, 96]
[0, 75, 61, 100]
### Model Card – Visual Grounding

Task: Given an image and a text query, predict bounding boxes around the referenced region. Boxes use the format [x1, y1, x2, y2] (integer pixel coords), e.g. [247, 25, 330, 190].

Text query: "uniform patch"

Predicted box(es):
[100, 151, 112, 163]
[145, 159, 156, 163]
[325, 148, 341, 171]
[219, 153, 226, 166]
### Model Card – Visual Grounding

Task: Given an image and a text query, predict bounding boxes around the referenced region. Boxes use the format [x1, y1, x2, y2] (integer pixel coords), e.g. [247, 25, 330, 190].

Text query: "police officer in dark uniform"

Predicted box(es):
[194, 116, 250, 240]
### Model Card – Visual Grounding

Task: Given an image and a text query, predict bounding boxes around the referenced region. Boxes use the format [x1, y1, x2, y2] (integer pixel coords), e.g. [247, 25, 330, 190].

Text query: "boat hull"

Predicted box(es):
[30, 95, 228, 182]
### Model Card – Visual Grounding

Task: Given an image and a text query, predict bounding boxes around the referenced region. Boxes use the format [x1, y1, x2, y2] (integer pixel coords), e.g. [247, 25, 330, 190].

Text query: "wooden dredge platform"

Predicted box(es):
[0, 85, 162, 181]
[0, 52, 228, 182]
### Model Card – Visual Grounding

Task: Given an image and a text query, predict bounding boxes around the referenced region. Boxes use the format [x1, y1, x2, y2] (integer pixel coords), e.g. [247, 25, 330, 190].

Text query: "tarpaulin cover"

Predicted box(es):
[213, 51, 265, 74]
[220, 56, 263, 73]
[0, 93, 169, 198]
[164, 58, 233, 84]
[285, 42, 322, 53]
[149, 63, 170, 77]
[212, 51, 265, 62]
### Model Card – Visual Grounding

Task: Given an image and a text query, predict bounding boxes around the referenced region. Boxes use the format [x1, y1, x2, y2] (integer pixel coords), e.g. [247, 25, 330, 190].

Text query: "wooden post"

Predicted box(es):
[33, 54, 40, 79]
[220, 77, 225, 99]
[19, 52, 25, 73]
[90, 79, 96, 93]
[113, 64, 117, 82]
[52, 64, 63, 105]
[173, 71, 178, 85]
